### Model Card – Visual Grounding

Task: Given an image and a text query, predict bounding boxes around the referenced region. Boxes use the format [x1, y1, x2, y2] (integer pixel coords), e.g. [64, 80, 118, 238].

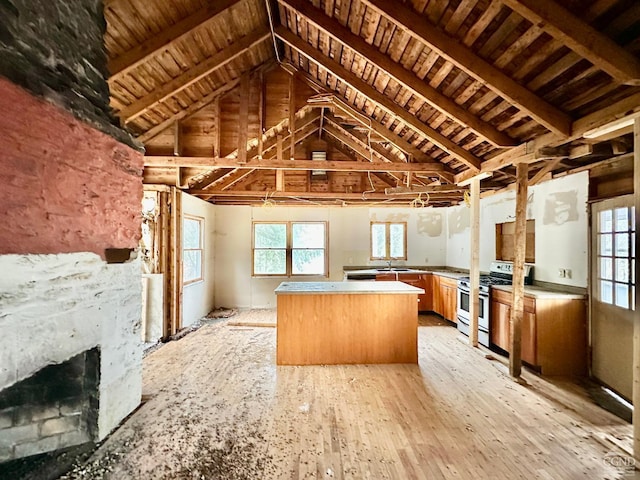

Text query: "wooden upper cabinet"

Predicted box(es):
[496, 220, 535, 263]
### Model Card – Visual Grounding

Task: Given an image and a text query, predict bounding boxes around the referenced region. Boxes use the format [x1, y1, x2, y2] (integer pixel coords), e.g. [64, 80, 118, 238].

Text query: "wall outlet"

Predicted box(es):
[558, 268, 572, 279]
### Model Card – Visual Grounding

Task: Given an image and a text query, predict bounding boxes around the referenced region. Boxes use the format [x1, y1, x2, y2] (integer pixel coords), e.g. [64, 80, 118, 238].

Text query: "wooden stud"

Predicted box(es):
[469, 178, 480, 348]
[276, 135, 284, 162]
[238, 75, 250, 164]
[158, 190, 171, 340]
[169, 187, 183, 337]
[509, 163, 529, 378]
[633, 118, 640, 461]
[173, 121, 183, 157]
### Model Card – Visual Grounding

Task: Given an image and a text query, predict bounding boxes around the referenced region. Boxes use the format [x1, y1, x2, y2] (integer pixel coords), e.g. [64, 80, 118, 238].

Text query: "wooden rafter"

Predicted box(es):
[361, 0, 572, 137]
[191, 190, 462, 201]
[119, 27, 270, 123]
[146, 157, 446, 173]
[528, 158, 563, 186]
[108, 0, 242, 82]
[275, 26, 482, 171]
[279, 0, 517, 147]
[500, 0, 640, 86]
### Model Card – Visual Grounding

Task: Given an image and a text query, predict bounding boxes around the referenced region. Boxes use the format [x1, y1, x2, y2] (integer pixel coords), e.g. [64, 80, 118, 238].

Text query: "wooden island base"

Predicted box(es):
[275, 282, 422, 365]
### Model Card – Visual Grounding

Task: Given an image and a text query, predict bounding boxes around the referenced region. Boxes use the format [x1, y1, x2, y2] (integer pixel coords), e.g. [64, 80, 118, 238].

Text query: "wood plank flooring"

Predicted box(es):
[61, 312, 634, 479]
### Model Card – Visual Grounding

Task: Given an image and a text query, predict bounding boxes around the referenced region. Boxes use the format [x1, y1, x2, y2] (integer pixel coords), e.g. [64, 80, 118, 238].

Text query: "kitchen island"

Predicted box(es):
[275, 281, 424, 365]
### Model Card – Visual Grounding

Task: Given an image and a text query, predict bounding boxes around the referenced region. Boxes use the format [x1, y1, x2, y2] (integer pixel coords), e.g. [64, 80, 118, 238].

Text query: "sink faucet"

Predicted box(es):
[387, 260, 393, 270]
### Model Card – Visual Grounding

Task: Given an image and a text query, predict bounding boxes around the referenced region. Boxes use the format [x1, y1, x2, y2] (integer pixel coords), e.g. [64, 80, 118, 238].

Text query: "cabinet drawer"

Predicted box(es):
[491, 288, 535, 312]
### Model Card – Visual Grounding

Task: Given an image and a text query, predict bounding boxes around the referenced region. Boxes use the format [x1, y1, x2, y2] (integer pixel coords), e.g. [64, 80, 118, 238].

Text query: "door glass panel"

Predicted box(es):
[600, 280, 613, 304]
[600, 210, 613, 233]
[615, 233, 629, 256]
[615, 258, 629, 282]
[600, 234, 613, 256]
[614, 207, 629, 232]
[615, 283, 629, 309]
[600, 257, 612, 280]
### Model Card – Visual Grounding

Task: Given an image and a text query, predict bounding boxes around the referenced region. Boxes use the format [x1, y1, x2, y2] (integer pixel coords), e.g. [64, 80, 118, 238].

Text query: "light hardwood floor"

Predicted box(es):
[63, 312, 634, 479]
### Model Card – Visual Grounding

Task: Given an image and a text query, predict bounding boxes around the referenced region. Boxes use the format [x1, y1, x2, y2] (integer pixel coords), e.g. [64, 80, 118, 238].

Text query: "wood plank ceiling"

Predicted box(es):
[105, 0, 640, 206]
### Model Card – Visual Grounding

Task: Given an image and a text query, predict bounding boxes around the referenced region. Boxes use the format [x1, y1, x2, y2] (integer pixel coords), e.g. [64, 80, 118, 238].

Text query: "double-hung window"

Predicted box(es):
[370, 222, 407, 260]
[183, 215, 204, 284]
[253, 222, 327, 276]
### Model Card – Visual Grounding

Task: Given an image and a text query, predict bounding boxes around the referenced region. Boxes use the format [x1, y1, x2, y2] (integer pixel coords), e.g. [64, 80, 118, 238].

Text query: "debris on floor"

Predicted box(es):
[205, 307, 238, 319]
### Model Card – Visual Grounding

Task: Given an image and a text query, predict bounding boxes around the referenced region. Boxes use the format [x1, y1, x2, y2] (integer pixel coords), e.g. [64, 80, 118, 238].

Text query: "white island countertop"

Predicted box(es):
[275, 281, 425, 295]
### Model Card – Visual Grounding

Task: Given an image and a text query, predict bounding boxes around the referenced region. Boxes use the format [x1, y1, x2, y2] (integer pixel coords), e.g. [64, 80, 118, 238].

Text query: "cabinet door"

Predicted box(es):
[432, 275, 442, 315]
[490, 300, 536, 364]
[376, 273, 396, 281]
[490, 300, 510, 350]
[442, 286, 457, 322]
[420, 274, 433, 311]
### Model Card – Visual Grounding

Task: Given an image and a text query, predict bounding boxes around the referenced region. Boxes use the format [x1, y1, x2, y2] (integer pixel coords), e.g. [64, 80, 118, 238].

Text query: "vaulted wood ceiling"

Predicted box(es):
[105, 0, 640, 206]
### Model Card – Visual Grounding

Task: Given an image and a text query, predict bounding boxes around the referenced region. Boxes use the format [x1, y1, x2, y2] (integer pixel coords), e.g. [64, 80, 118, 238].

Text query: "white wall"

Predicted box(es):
[446, 171, 589, 287]
[214, 205, 449, 309]
[181, 192, 216, 327]
[0, 253, 142, 440]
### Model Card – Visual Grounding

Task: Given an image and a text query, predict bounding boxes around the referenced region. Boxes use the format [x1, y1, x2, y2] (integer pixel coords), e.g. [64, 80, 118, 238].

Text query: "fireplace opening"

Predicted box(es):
[0, 347, 100, 462]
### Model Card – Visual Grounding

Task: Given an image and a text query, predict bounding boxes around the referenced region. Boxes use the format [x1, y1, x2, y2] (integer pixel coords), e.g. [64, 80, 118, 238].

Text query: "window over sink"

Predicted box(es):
[370, 222, 407, 261]
[252, 222, 327, 276]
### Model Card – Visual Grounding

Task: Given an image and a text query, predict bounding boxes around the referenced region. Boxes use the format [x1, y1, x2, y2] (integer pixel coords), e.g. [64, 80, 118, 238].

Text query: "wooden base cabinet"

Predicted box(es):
[490, 288, 587, 376]
[376, 273, 431, 312]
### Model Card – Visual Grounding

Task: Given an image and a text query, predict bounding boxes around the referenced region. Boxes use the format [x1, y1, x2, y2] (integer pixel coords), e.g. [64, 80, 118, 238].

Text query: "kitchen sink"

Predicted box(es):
[376, 268, 410, 272]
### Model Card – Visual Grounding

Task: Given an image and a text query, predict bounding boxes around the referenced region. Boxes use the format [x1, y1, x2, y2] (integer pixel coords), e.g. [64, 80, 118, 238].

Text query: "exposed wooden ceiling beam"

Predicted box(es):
[323, 122, 395, 165]
[275, 26, 482, 171]
[119, 27, 270, 123]
[191, 190, 461, 200]
[146, 157, 445, 173]
[361, 0, 572, 137]
[214, 169, 256, 190]
[282, 63, 447, 165]
[278, 0, 517, 148]
[385, 185, 469, 194]
[108, 0, 242, 82]
[528, 158, 563, 186]
[500, 0, 640, 86]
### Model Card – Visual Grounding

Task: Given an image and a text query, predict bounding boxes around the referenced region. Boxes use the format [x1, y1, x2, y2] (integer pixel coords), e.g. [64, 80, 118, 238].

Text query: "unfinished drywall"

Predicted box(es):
[141, 274, 163, 343]
[214, 205, 448, 309]
[182, 193, 216, 327]
[446, 172, 589, 287]
[0, 253, 142, 447]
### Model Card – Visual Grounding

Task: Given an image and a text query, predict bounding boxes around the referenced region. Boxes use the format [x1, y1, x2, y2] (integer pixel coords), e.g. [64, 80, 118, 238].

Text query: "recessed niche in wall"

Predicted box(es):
[496, 220, 535, 263]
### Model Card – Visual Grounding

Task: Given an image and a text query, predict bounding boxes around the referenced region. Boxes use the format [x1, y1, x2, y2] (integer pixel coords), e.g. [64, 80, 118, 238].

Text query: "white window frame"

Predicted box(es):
[183, 215, 204, 285]
[370, 221, 407, 261]
[252, 221, 328, 277]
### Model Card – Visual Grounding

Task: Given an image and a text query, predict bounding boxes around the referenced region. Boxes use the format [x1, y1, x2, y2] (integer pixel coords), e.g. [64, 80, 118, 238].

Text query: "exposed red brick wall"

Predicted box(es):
[0, 77, 143, 258]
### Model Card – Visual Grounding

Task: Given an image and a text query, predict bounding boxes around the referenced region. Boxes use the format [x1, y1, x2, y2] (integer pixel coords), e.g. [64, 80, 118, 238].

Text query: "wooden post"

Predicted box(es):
[169, 187, 183, 336]
[469, 178, 480, 347]
[238, 75, 249, 164]
[509, 163, 528, 377]
[212, 97, 220, 158]
[633, 118, 640, 461]
[276, 169, 285, 191]
[173, 120, 183, 157]
[289, 72, 296, 160]
[159, 190, 171, 340]
[258, 70, 265, 159]
[276, 134, 283, 161]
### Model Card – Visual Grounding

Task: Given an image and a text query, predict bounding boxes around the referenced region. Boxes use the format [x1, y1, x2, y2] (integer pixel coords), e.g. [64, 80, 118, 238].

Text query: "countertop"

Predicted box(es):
[491, 284, 586, 300]
[275, 281, 425, 295]
[344, 268, 468, 280]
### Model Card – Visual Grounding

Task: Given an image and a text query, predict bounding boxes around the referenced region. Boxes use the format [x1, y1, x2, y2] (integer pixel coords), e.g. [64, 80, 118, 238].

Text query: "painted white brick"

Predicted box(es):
[0, 424, 38, 446]
[0, 253, 143, 443]
[58, 430, 90, 449]
[40, 415, 80, 436]
[0, 408, 14, 428]
[31, 405, 60, 422]
[14, 435, 59, 458]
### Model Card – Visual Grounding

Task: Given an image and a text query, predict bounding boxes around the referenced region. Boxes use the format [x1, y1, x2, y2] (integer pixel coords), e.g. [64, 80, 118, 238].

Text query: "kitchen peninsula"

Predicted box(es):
[275, 281, 424, 365]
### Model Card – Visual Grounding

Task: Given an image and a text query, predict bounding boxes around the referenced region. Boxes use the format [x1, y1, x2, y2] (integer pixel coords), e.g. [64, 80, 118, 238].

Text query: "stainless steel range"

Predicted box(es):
[456, 261, 533, 347]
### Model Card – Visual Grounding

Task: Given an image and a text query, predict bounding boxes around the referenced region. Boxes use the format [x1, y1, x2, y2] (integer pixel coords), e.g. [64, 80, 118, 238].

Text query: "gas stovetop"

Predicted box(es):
[458, 275, 512, 288]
